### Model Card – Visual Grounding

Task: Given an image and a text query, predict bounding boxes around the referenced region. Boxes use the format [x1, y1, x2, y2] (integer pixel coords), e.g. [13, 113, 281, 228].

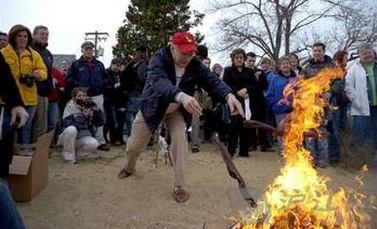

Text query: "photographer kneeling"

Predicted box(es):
[57, 87, 104, 163]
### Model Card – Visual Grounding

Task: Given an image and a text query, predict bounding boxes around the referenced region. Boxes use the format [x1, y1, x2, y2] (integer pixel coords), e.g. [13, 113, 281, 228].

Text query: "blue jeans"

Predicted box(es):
[338, 103, 348, 132]
[20, 106, 35, 144]
[3, 106, 35, 144]
[305, 126, 329, 166]
[124, 95, 140, 136]
[352, 106, 377, 151]
[0, 179, 26, 229]
[265, 106, 276, 148]
[275, 113, 288, 155]
[47, 101, 60, 132]
[328, 109, 341, 163]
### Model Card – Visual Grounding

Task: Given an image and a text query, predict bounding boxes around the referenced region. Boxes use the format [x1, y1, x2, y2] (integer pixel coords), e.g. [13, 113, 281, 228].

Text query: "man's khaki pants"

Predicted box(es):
[190, 90, 204, 150]
[32, 96, 48, 143]
[123, 110, 188, 188]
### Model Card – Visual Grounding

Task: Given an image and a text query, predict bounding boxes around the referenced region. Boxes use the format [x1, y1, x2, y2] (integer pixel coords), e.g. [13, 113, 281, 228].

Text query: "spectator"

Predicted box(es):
[259, 57, 276, 151]
[345, 43, 377, 160]
[48, 67, 66, 133]
[288, 53, 303, 76]
[328, 50, 348, 165]
[122, 45, 148, 137]
[209, 63, 228, 143]
[0, 53, 28, 229]
[0, 52, 29, 178]
[65, 41, 110, 151]
[1, 24, 48, 144]
[32, 25, 54, 142]
[304, 42, 333, 77]
[190, 45, 209, 153]
[212, 63, 223, 77]
[117, 31, 244, 203]
[334, 51, 350, 132]
[249, 58, 269, 152]
[266, 56, 297, 156]
[259, 57, 276, 89]
[0, 31, 8, 49]
[223, 48, 257, 157]
[245, 52, 257, 69]
[57, 59, 71, 118]
[303, 42, 333, 168]
[104, 58, 127, 146]
[57, 87, 103, 163]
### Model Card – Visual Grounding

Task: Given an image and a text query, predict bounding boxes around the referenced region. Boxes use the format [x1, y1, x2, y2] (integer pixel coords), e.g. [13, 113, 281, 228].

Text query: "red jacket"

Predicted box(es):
[49, 67, 66, 102]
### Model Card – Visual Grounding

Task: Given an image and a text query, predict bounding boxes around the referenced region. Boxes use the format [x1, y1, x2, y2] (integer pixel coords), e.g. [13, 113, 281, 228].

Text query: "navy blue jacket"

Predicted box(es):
[65, 57, 109, 97]
[140, 47, 232, 133]
[32, 42, 53, 97]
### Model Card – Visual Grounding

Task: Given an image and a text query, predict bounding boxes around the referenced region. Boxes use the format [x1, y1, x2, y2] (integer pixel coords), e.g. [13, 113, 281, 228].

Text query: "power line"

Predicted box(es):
[84, 31, 109, 57]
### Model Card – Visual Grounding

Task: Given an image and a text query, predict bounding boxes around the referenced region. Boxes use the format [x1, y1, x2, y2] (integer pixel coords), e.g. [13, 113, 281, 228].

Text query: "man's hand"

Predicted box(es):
[237, 88, 248, 99]
[52, 77, 58, 87]
[226, 94, 245, 117]
[32, 70, 40, 79]
[178, 93, 203, 116]
[10, 106, 29, 128]
[322, 92, 331, 103]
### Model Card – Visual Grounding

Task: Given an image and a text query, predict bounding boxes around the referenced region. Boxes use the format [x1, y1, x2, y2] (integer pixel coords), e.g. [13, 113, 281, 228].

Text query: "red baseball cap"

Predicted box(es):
[171, 32, 197, 54]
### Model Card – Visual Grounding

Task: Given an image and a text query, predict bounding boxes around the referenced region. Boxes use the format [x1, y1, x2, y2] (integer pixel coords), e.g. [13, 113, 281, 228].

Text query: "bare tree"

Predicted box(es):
[328, 1, 377, 55]
[210, 0, 358, 62]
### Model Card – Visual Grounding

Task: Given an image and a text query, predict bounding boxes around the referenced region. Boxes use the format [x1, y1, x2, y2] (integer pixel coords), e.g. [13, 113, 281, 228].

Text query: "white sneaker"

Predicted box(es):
[62, 151, 76, 164]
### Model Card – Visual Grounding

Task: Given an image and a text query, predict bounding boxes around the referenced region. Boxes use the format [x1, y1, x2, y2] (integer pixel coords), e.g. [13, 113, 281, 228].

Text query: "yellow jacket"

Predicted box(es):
[1, 44, 47, 106]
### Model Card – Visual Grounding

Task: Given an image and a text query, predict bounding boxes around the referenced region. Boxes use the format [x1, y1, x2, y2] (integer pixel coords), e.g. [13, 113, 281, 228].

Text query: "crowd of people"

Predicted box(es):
[0, 23, 376, 208]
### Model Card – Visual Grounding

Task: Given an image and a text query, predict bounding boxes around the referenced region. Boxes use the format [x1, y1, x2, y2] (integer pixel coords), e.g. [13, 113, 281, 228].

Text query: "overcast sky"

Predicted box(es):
[0, 0, 216, 66]
[1, 0, 376, 67]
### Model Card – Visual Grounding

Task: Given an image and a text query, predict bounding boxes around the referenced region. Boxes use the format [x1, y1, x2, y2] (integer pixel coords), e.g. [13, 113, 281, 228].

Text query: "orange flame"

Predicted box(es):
[238, 68, 371, 229]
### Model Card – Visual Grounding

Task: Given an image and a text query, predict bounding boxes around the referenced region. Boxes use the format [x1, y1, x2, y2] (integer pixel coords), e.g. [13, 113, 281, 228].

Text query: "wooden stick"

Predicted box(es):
[212, 136, 256, 207]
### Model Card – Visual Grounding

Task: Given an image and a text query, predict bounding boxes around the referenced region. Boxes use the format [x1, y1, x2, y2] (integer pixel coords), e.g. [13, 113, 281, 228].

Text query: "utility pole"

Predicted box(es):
[84, 31, 109, 57]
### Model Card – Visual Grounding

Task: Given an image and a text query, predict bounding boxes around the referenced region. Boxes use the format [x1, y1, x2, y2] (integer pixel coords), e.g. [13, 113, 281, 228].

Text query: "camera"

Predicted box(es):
[76, 98, 97, 109]
[19, 74, 35, 87]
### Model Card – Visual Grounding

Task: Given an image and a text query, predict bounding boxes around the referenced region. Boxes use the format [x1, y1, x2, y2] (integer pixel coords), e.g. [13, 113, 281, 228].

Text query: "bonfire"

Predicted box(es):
[234, 68, 371, 229]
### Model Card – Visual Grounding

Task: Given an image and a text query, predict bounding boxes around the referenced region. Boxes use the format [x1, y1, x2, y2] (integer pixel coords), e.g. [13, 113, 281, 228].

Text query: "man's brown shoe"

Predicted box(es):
[98, 144, 110, 151]
[118, 169, 133, 179]
[172, 186, 190, 203]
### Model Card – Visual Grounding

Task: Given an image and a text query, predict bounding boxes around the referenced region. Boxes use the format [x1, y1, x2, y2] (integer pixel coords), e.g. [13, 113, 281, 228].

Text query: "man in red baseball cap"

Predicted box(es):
[118, 31, 244, 203]
[171, 32, 197, 53]
[170, 32, 198, 68]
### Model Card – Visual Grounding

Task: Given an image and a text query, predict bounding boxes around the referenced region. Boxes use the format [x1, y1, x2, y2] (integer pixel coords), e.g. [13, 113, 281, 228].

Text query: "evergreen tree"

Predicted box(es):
[113, 0, 204, 63]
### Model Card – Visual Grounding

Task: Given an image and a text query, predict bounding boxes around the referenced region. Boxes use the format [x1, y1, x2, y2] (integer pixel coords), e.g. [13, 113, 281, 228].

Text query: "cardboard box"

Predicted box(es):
[6, 132, 53, 202]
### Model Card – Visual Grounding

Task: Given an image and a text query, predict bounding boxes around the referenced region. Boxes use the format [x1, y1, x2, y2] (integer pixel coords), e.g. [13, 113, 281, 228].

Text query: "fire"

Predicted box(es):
[237, 68, 371, 228]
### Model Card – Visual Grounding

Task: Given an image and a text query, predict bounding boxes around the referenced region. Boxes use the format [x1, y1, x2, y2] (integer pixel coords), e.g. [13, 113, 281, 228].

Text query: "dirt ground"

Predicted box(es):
[16, 143, 377, 229]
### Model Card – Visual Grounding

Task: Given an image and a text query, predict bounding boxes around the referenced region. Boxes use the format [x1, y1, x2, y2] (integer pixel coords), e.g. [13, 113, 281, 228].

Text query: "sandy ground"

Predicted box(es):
[16, 143, 377, 229]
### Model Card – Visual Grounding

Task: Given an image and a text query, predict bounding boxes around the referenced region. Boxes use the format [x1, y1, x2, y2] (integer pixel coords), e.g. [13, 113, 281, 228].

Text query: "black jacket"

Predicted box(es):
[0, 53, 24, 108]
[304, 55, 333, 78]
[104, 68, 127, 107]
[223, 66, 257, 107]
[121, 60, 147, 96]
[32, 42, 53, 97]
[0, 53, 24, 178]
